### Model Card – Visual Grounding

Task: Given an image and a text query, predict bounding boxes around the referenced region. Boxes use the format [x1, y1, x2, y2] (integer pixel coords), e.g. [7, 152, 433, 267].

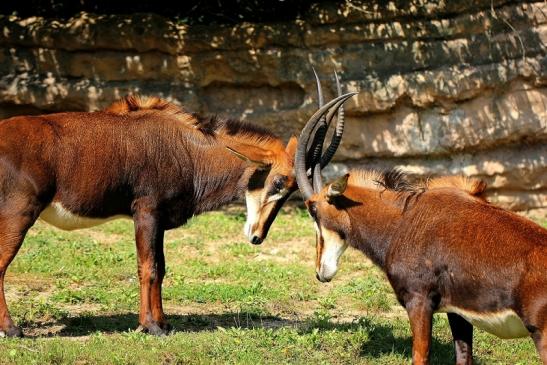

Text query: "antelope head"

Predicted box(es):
[294, 81, 358, 281]
[227, 71, 353, 245]
[225, 136, 298, 245]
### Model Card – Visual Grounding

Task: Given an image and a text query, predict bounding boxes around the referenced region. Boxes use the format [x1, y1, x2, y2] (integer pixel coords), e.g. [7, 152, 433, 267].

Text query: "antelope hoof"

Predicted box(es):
[159, 322, 172, 332]
[0, 325, 23, 338]
[136, 323, 168, 336]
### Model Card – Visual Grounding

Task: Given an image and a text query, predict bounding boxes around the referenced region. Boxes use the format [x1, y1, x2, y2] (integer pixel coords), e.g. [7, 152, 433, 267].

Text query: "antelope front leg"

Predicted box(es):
[133, 200, 167, 336]
[448, 313, 473, 365]
[406, 296, 433, 365]
[533, 327, 547, 365]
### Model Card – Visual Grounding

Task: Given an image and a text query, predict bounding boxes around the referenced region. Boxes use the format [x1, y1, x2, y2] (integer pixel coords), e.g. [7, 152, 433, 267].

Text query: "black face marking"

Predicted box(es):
[308, 202, 318, 219]
[329, 195, 362, 209]
[248, 168, 270, 191]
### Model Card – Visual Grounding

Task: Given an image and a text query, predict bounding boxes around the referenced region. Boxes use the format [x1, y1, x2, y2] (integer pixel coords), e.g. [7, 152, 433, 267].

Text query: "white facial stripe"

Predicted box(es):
[439, 306, 528, 339]
[313, 221, 320, 233]
[244, 190, 261, 239]
[266, 189, 288, 203]
[318, 225, 347, 281]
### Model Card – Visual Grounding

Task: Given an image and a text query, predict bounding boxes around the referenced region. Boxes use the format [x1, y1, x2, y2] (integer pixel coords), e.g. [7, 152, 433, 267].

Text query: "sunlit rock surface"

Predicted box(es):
[0, 1, 545, 210]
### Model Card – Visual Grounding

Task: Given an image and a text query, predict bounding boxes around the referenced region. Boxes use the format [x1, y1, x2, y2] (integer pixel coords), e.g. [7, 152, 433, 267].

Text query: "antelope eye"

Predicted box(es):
[308, 203, 318, 218]
[273, 176, 287, 191]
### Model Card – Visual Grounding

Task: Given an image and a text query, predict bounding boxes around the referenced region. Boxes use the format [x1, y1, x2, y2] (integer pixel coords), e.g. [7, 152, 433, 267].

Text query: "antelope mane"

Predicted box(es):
[104, 95, 283, 152]
[347, 168, 486, 197]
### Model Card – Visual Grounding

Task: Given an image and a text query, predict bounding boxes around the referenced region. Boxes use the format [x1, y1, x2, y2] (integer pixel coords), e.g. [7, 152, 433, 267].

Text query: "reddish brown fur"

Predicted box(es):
[307, 169, 547, 364]
[0, 96, 298, 336]
[425, 176, 487, 198]
[105, 95, 185, 115]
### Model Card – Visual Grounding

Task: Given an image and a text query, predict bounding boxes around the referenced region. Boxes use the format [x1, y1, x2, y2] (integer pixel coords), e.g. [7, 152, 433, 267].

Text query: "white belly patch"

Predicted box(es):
[439, 306, 529, 339]
[39, 202, 130, 231]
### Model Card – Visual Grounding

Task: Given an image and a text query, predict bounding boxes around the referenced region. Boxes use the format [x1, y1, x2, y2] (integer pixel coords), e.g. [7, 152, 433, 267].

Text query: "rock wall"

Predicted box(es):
[0, 1, 545, 210]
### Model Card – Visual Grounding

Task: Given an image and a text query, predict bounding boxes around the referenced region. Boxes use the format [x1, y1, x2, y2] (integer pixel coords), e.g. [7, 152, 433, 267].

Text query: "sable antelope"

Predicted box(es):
[0, 86, 348, 337]
[295, 100, 547, 364]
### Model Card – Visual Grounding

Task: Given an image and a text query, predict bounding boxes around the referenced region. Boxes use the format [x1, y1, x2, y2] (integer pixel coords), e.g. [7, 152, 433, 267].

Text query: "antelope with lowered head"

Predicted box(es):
[294, 101, 547, 364]
[0, 83, 351, 337]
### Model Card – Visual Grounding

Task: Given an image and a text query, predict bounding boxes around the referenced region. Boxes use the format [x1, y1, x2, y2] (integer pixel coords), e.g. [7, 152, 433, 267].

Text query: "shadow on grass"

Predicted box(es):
[27, 312, 456, 363]
[352, 317, 455, 365]
[53, 312, 298, 337]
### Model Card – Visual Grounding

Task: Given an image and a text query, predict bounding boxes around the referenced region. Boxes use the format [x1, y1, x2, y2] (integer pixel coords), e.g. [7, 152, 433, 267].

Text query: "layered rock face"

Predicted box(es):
[0, 1, 545, 210]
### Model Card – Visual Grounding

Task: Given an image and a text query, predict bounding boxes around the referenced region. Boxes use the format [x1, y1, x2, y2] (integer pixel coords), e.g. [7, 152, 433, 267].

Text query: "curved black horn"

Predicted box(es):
[320, 71, 346, 168]
[312, 67, 324, 107]
[307, 68, 328, 167]
[312, 92, 352, 193]
[312, 159, 323, 193]
[295, 92, 358, 200]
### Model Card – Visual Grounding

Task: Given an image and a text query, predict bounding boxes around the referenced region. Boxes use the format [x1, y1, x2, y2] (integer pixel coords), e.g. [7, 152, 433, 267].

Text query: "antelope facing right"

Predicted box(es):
[0, 78, 353, 337]
[294, 98, 547, 364]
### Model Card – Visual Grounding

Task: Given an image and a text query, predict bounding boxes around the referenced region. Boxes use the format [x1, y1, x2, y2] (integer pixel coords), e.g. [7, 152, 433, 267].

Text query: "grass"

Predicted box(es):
[0, 204, 543, 364]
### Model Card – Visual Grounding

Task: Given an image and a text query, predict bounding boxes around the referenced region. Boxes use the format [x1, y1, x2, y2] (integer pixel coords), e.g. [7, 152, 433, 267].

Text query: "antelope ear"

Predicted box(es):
[225, 144, 273, 167]
[326, 174, 349, 202]
[285, 135, 298, 156]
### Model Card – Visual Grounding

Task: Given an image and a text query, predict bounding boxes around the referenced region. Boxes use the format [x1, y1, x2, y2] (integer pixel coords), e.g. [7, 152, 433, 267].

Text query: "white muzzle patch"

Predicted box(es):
[317, 225, 348, 282]
[244, 191, 261, 241]
[244, 189, 288, 242]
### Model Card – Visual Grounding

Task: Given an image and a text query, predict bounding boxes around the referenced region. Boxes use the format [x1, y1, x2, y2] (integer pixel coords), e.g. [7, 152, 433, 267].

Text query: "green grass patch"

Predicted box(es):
[0, 205, 542, 364]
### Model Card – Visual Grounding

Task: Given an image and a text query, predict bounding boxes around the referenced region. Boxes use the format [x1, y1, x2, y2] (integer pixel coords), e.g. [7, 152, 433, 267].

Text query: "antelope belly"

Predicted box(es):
[440, 306, 529, 339]
[40, 202, 129, 231]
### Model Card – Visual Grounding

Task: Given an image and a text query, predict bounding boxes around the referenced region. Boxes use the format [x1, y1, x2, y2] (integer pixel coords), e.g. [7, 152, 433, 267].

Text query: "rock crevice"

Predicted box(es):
[0, 0, 545, 210]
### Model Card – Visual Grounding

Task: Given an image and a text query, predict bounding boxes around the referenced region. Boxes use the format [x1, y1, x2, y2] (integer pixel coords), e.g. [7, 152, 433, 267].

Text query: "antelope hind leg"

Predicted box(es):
[448, 313, 473, 365]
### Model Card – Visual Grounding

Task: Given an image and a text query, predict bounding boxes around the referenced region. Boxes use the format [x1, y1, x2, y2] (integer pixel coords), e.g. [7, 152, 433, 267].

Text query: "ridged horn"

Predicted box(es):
[295, 92, 358, 200]
[320, 70, 346, 168]
[307, 68, 327, 168]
